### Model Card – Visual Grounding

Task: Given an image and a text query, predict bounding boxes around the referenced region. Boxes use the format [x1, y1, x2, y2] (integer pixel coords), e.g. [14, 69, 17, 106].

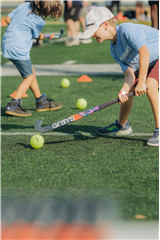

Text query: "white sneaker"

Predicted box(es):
[80, 38, 92, 44]
[65, 38, 79, 47]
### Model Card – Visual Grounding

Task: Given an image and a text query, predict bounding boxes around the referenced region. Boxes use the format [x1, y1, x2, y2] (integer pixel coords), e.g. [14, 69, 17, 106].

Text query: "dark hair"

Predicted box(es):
[30, 1, 62, 19]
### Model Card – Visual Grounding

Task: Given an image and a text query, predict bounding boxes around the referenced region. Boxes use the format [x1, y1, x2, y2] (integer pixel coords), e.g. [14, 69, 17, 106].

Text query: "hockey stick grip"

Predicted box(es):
[99, 91, 135, 110]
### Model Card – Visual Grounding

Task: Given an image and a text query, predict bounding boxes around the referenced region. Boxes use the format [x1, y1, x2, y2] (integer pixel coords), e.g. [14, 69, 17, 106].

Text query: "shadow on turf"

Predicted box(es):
[1, 124, 34, 130]
[43, 125, 147, 144]
[17, 135, 97, 148]
[97, 134, 147, 144]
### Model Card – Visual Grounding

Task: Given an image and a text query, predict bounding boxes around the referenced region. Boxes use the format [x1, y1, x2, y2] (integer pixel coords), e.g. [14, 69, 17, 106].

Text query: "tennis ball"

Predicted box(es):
[30, 134, 44, 149]
[76, 98, 87, 109]
[61, 78, 70, 88]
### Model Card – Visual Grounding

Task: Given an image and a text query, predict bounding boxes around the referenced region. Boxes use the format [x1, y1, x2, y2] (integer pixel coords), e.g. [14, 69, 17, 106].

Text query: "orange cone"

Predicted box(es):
[1, 16, 7, 27]
[77, 75, 92, 82]
[9, 91, 28, 98]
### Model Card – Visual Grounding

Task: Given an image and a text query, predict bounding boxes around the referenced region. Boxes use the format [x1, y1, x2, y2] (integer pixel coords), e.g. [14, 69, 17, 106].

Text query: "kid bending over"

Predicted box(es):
[80, 7, 159, 146]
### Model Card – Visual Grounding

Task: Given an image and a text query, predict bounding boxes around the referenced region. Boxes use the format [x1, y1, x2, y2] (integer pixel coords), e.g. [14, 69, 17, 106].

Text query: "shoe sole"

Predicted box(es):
[5, 111, 32, 117]
[36, 105, 62, 112]
[65, 43, 80, 47]
[146, 142, 159, 146]
[80, 40, 92, 44]
[97, 127, 132, 136]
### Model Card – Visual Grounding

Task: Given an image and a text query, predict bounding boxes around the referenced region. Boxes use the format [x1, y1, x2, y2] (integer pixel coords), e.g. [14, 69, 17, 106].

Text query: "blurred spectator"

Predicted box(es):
[64, 1, 92, 46]
[105, 1, 112, 11]
[78, 1, 88, 32]
[64, 1, 81, 46]
[106, 1, 120, 15]
[78, 1, 92, 44]
[148, 1, 159, 29]
[135, 1, 146, 21]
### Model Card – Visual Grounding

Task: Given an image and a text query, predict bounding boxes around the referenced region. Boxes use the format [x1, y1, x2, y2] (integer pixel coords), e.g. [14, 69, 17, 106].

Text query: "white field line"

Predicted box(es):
[1, 132, 152, 137]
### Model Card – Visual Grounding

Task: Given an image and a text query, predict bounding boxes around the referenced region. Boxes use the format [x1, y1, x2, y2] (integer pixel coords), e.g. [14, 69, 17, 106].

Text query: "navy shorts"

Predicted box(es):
[9, 58, 33, 78]
[149, 0, 159, 5]
[64, 4, 81, 22]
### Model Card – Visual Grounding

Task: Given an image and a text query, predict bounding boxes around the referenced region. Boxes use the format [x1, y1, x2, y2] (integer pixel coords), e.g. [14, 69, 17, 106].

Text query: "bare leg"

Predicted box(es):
[146, 78, 159, 128]
[150, 4, 159, 29]
[118, 87, 135, 126]
[66, 19, 79, 38]
[79, 16, 85, 32]
[75, 20, 80, 34]
[13, 67, 41, 99]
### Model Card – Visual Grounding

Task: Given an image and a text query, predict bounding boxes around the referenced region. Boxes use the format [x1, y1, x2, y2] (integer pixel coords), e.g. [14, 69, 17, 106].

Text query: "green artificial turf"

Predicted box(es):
[1, 75, 159, 220]
[1, 17, 158, 222]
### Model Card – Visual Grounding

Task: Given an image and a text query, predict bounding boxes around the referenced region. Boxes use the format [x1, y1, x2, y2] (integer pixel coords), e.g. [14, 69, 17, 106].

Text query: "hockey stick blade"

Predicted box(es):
[34, 91, 136, 133]
[44, 28, 64, 39]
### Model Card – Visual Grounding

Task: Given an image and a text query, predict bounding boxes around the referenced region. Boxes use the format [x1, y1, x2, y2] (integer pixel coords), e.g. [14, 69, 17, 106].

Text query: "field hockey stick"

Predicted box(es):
[44, 28, 64, 39]
[34, 91, 136, 133]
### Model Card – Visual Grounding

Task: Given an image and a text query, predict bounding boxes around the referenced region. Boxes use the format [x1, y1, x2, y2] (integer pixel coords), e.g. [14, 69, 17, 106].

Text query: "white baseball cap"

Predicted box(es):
[79, 7, 114, 40]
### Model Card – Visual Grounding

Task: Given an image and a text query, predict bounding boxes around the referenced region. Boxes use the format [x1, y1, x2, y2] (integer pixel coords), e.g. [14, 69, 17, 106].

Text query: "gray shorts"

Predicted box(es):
[9, 58, 33, 78]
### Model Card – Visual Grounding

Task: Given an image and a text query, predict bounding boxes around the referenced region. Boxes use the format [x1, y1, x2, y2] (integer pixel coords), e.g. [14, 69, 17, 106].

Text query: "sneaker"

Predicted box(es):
[65, 37, 79, 47]
[79, 38, 92, 44]
[97, 120, 132, 136]
[36, 94, 62, 112]
[146, 129, 159, 146]
[5, 99, 31, 117]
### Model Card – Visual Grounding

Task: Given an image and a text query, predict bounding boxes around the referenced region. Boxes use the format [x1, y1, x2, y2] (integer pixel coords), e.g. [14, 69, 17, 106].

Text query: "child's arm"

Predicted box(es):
[5, 16, 11, 25]
[135, 45, 149, 96]
[36, 32, 45, 40]
[118, 67, 135, 104]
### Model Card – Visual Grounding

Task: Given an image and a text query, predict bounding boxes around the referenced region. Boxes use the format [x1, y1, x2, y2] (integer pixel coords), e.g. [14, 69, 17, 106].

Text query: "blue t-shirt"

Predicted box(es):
[2, 2, 45, 60]
[110, 23, 159, 72]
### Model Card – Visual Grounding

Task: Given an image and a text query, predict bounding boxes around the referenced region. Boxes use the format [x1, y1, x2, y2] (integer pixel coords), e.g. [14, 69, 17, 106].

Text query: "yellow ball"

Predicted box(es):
[61, 78, 70, 88]
[30, 134, 44, 149]
[76, 98, 87, 109]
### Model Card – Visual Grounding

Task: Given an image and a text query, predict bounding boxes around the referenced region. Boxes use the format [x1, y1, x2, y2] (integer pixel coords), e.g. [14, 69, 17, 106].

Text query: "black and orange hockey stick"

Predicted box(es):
[34, 91, 136, 133]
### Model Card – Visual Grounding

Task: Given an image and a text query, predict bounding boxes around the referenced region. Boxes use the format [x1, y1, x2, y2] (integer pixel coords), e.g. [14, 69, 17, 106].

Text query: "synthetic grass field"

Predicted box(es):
[1, 22, 158, 222]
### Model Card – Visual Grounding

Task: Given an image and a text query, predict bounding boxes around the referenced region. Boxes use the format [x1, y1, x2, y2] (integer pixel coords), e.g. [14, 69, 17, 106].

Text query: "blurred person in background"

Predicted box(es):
[105, 1, 112, 11]
[135, 1, 146, 21]
[106, 1, 120, 15]
[64, 0, 82, 46]
[148, 1, 159, 29]
[78, 1, 92, 44]
[64, 1, 92, 46]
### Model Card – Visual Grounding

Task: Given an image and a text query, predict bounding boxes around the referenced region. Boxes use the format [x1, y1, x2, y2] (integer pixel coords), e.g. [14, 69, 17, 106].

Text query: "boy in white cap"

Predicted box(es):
[80, 7, 159, 146]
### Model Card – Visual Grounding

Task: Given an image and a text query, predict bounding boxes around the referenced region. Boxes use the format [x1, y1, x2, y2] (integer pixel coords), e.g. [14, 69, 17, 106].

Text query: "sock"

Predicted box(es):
[155, 128, 159, 131]
[36, 95, 42, 101]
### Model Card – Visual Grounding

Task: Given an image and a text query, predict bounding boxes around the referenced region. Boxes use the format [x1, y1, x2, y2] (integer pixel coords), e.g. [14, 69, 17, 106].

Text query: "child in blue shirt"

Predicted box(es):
[2, 1, 63, 117]
[80, 7, 159, 146]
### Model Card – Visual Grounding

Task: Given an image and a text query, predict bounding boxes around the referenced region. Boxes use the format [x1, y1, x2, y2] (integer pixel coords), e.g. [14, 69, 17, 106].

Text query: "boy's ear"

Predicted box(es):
[103, 21, 109, 29]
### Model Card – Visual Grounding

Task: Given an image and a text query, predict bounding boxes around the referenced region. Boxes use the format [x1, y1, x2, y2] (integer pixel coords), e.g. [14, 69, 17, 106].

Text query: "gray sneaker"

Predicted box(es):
[146, 129, 159, 146]
[97, 120, 132, 136]
[36, 94, 62, 112]
[5, 99, 32, 117]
